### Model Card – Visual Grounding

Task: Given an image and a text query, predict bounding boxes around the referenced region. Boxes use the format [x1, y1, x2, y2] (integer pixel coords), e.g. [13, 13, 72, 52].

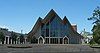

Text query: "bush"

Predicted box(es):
[89, 39, 96, 45]
[31, 36, 38, 44]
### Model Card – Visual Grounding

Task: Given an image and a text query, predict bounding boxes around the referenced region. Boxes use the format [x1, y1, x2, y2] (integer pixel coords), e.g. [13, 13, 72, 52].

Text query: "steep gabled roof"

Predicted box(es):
[62, 16, 83, 38]
[28, 9, 82, 38]
[42, 9, 61, 24]
[63, 16, 70, 25]
[28, 17, 42, 37]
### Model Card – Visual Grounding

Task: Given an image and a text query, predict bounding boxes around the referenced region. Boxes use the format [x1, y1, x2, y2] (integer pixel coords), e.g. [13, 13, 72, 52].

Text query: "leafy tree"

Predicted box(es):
[19, 34, 25, 44]
[89, 39, 96, 45]
[31, 36, 38, 43]
[88, 6, 100, 24]
[27, 35, 30, 42]
[0, 32, 5, 44]
[88, 6, 100, 44]
[92, 24, 100, 44]
[11, 31, 18, 44]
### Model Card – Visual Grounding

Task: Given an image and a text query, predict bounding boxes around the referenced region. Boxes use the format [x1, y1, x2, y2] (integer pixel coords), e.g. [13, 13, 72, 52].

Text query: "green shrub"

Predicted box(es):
[89, 39, 96, 45]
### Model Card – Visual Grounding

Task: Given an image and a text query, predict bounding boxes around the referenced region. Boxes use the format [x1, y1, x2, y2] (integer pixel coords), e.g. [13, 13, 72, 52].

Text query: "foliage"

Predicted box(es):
[89, 39, 96, 45]
[31, 36, 38, 43]
[0, 32, 5, 44]
[11, 31, 18, 44]
[88, 6, 100, 24]
[92, 24, 100, 44]
[11, 32, 17, 41]
[19, 34, 25, 44]
[27, 35, 31, 42]
[88, 6, 100, 44]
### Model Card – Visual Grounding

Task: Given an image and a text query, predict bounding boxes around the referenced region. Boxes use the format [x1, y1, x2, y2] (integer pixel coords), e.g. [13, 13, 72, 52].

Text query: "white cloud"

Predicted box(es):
[0, 25, 9, 29]
[0, 25, 14, 31]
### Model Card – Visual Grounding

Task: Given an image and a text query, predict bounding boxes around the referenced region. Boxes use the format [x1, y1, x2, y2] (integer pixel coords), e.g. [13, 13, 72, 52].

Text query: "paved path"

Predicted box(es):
[0, 44, 100, 53]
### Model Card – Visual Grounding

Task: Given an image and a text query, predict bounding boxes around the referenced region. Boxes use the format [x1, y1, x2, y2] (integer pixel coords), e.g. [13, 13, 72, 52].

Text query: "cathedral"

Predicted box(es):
[28, 9, 82, 44]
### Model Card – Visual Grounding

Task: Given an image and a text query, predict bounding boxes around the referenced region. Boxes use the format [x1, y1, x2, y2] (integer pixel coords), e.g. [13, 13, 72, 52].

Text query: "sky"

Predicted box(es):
[0, 0, 100, 34]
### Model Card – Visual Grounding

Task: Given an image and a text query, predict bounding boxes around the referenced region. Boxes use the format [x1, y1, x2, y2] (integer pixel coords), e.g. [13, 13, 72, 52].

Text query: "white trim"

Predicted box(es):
[38, 36, 45, 44]
[63, 36, 69, 44]
[7, 36, 9, 44]
[4, 36, 11, 44]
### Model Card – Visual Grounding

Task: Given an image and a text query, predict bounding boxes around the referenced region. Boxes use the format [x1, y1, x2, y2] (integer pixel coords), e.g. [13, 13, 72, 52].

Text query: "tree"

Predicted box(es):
[30, 36, 38, 43]
[19, 34, 25, 44]
[0, 32, 5, 44]
[92, 24, 100, 44]
[11, 32, 18, 44]
[88, 6, 100, 44]
[89, 39, 96, 45]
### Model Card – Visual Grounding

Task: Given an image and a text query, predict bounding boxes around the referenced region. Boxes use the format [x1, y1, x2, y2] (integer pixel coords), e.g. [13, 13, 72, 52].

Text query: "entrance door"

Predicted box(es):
[64, 37, 68, 44]
[39, 38, 43, 44]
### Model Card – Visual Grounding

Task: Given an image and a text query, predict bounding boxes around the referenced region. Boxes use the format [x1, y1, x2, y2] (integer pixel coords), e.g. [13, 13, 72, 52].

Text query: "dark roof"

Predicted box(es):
[28, 9, 82, 38]
[43, 9, 59, 23]
[0, 28, 24, 37]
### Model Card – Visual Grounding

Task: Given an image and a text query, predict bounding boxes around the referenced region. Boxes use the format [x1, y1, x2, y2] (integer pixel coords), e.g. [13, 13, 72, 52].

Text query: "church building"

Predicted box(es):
[28, 9, 82, 44]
